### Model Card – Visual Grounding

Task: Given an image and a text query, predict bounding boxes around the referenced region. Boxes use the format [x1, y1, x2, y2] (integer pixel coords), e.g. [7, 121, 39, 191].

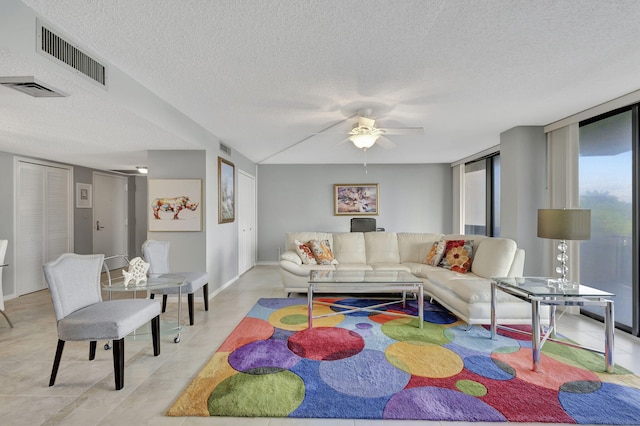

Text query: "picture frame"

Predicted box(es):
[75, 183, 92, 208]
[148, 179, 202, 231]
[218, 157, 235, 223]
[334, 184, 379, 215]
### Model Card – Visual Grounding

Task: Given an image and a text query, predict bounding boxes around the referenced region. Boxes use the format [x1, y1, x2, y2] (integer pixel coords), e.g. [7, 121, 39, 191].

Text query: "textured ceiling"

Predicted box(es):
[2, 0, 640, 171]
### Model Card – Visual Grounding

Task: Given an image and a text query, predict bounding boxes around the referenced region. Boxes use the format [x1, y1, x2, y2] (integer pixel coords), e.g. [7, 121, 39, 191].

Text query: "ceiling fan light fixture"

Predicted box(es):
[349, 133, 379, 149]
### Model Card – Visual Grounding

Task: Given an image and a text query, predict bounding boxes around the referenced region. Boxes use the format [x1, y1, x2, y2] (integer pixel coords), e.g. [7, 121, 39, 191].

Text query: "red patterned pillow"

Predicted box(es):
[439, 240, 474, 273]
[294, 239, 317, 265]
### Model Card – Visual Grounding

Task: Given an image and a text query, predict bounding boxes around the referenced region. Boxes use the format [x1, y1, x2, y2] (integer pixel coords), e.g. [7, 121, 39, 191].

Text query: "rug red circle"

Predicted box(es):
[288, 327, 364, 361]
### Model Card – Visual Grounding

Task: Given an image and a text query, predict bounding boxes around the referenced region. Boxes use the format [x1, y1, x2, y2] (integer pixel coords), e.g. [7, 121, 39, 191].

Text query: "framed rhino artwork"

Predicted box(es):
[148, 179, 202, 231]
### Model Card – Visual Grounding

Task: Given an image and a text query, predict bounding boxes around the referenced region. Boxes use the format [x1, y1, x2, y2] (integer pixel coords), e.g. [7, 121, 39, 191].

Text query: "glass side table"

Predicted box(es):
[490, 277, 615, 373]
[102, 275, 186, 343]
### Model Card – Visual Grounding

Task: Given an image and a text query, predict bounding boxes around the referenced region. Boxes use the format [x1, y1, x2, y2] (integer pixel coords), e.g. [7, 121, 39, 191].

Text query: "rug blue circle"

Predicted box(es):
[383, 386, 506, 421]
[559, 381, 640, 423]
[318, 349, 410, 398]
[464, 355, 515, 380]
[329, 298, 388, 316]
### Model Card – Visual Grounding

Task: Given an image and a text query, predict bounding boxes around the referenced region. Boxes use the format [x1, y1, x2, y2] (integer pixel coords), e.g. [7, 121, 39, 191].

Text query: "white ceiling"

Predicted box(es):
[2, 0, 640, 172]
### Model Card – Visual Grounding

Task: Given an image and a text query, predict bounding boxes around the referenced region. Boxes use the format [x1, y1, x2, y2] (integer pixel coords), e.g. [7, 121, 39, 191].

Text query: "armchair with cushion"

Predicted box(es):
[142, 240, 209, 326]
[43, 253, 161, 390]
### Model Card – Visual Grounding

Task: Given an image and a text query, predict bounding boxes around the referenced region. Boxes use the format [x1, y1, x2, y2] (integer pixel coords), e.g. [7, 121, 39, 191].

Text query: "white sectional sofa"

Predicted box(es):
[279, 231, 547, 325]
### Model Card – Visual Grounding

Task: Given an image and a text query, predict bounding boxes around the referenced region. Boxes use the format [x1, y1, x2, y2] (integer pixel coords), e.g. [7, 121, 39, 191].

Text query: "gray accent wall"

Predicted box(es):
[257, 163, 452, 262]
[0, 152, 14, 301]
[500, 126, 547, 276]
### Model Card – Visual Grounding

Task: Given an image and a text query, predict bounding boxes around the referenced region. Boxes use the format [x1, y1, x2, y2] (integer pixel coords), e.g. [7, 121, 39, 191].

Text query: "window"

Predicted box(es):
[464, 154, 500, 236]
[579, 107, 635, 332]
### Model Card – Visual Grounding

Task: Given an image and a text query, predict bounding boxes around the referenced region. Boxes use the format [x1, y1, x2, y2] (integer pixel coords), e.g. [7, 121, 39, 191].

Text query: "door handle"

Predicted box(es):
[96, 221, 105, 231]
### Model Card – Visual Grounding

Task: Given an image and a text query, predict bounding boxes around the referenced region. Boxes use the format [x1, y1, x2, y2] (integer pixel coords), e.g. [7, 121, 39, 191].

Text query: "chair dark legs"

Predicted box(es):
[49, 339, 65, 387]
[149, 293, 168, 313]
[188, 293, 195, 325]
[203, 283, 209, 311]
[112, 338, 125, 390]
[152, 315, 160, 356]
[89, 341, 97, 360]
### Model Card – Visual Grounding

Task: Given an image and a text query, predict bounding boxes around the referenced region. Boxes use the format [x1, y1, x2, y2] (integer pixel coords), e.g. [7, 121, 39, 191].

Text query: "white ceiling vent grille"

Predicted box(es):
[37, 20, 107, 88]
[0, 76, 68, 97]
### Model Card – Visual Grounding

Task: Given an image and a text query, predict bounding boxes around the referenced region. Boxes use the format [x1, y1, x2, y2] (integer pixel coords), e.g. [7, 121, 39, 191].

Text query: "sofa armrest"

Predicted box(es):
[280, 250, 302, 266]
[507, 248, 525, 277]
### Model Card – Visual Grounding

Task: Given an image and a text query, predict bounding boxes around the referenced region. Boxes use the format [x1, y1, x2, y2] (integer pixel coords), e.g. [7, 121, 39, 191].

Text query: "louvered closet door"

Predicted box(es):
[16, 161, 72, 295]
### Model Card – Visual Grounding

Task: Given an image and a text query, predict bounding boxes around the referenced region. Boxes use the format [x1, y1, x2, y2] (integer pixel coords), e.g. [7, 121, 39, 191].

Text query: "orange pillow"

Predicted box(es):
[307, 239, 338, 265]
[425, 240, 446, 266]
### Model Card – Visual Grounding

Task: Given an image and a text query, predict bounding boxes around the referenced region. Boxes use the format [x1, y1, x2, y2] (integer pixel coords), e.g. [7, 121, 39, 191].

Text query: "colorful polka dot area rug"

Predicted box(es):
[167, 297, 640, 423]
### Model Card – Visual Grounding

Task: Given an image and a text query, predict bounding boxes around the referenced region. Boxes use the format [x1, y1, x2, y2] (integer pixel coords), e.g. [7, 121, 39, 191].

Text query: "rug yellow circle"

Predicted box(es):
[268, 303, 344, 331]
[386, 341, 463, 378]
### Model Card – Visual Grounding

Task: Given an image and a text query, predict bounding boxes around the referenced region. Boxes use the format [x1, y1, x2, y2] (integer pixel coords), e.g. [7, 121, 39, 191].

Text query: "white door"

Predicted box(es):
[93, 173, 128, 268]
[16, 160, 72, 295]
[238, 171, 256, 274]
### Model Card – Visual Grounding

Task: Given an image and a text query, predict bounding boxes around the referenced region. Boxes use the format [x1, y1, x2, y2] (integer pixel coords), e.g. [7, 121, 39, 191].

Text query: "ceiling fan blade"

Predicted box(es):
[378, 127, 424, 135]
[376, 136, 396, 149]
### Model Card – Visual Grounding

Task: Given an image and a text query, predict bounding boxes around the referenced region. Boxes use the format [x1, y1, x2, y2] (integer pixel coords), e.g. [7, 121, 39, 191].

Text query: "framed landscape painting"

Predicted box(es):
[334, 184, 379, 215]
[218, 157, 235, 223]
[148, 179, 202, 231]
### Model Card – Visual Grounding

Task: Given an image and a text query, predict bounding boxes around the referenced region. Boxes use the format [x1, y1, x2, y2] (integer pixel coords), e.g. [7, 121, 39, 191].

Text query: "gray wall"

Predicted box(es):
[500, 126, 547, 276]
[147, 150, 207, 272]
[73, 166, 94, 255]
[257, 163, 452, 262]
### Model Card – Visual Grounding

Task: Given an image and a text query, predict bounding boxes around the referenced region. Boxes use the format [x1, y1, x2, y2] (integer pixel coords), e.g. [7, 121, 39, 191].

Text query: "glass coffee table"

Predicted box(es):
[308, 270, 424, 329]
[102, 275, 186, 343]
[491, 276, 615, 373]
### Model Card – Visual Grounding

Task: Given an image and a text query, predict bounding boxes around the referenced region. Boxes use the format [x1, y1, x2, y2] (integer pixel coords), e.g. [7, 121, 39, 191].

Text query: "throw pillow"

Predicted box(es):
[439, 240, 474, 273]
[307, 239, 339, 265]
[294, 239, 317, 265]
[425, 239, 446, 266]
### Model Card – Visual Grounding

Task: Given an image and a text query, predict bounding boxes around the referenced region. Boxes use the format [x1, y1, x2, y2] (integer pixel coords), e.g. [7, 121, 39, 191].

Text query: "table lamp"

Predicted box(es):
[537, 209, 591, 283]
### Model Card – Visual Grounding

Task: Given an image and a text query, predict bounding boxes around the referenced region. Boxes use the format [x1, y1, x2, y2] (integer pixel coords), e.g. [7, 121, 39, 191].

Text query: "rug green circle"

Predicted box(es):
[208, 370, 304, 416]
[280, 314, 308, 325]
[456, 379, 487, 397]
[381, 318, 451, 345]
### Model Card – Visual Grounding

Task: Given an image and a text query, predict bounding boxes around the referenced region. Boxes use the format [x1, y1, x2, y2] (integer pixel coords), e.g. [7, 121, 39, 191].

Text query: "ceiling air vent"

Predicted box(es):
[219, 142, 232, 155]
[0, 76, 67, 97]
[37, 20, 107, 88]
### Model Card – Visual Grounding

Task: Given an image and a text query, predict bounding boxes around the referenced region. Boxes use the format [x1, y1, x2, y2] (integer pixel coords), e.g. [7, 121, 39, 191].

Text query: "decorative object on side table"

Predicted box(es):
[537, 208, 591, 284]
[122, 257, 150, 287]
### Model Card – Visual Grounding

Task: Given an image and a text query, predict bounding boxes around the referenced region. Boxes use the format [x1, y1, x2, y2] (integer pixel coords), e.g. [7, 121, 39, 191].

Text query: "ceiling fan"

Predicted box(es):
[327, 108, 425, 150]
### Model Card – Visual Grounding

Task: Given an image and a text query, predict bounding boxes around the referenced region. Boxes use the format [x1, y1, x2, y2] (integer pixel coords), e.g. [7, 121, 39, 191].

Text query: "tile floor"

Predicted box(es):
[1, 265, 639, 426]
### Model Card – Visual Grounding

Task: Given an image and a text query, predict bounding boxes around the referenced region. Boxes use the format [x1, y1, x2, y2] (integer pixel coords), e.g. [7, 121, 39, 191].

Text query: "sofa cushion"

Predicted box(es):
[397, 232, 444, 263]
[472, 238, 518, 279]
[335, 263, 373, 271]
[369, 263, 411, 272]
[439, 240, 474, 273]
[365, 232, 400, 264]
[427, 269, 517, 303]
[425, 239, 446, 266]
[332, 232, 367, 264]
[294, 240, 317, 265]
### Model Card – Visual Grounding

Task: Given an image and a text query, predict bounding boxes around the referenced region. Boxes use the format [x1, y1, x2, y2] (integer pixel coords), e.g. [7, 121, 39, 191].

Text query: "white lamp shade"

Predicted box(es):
[349, 134, 378, 149]
[537, 209, 591, 240]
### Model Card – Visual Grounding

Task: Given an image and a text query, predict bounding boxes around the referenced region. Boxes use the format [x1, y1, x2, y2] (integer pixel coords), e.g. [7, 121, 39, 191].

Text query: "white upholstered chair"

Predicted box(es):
[0, 239, 12, 328]
[142, 240, 209, 326]
[44, 253, 161, 390]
